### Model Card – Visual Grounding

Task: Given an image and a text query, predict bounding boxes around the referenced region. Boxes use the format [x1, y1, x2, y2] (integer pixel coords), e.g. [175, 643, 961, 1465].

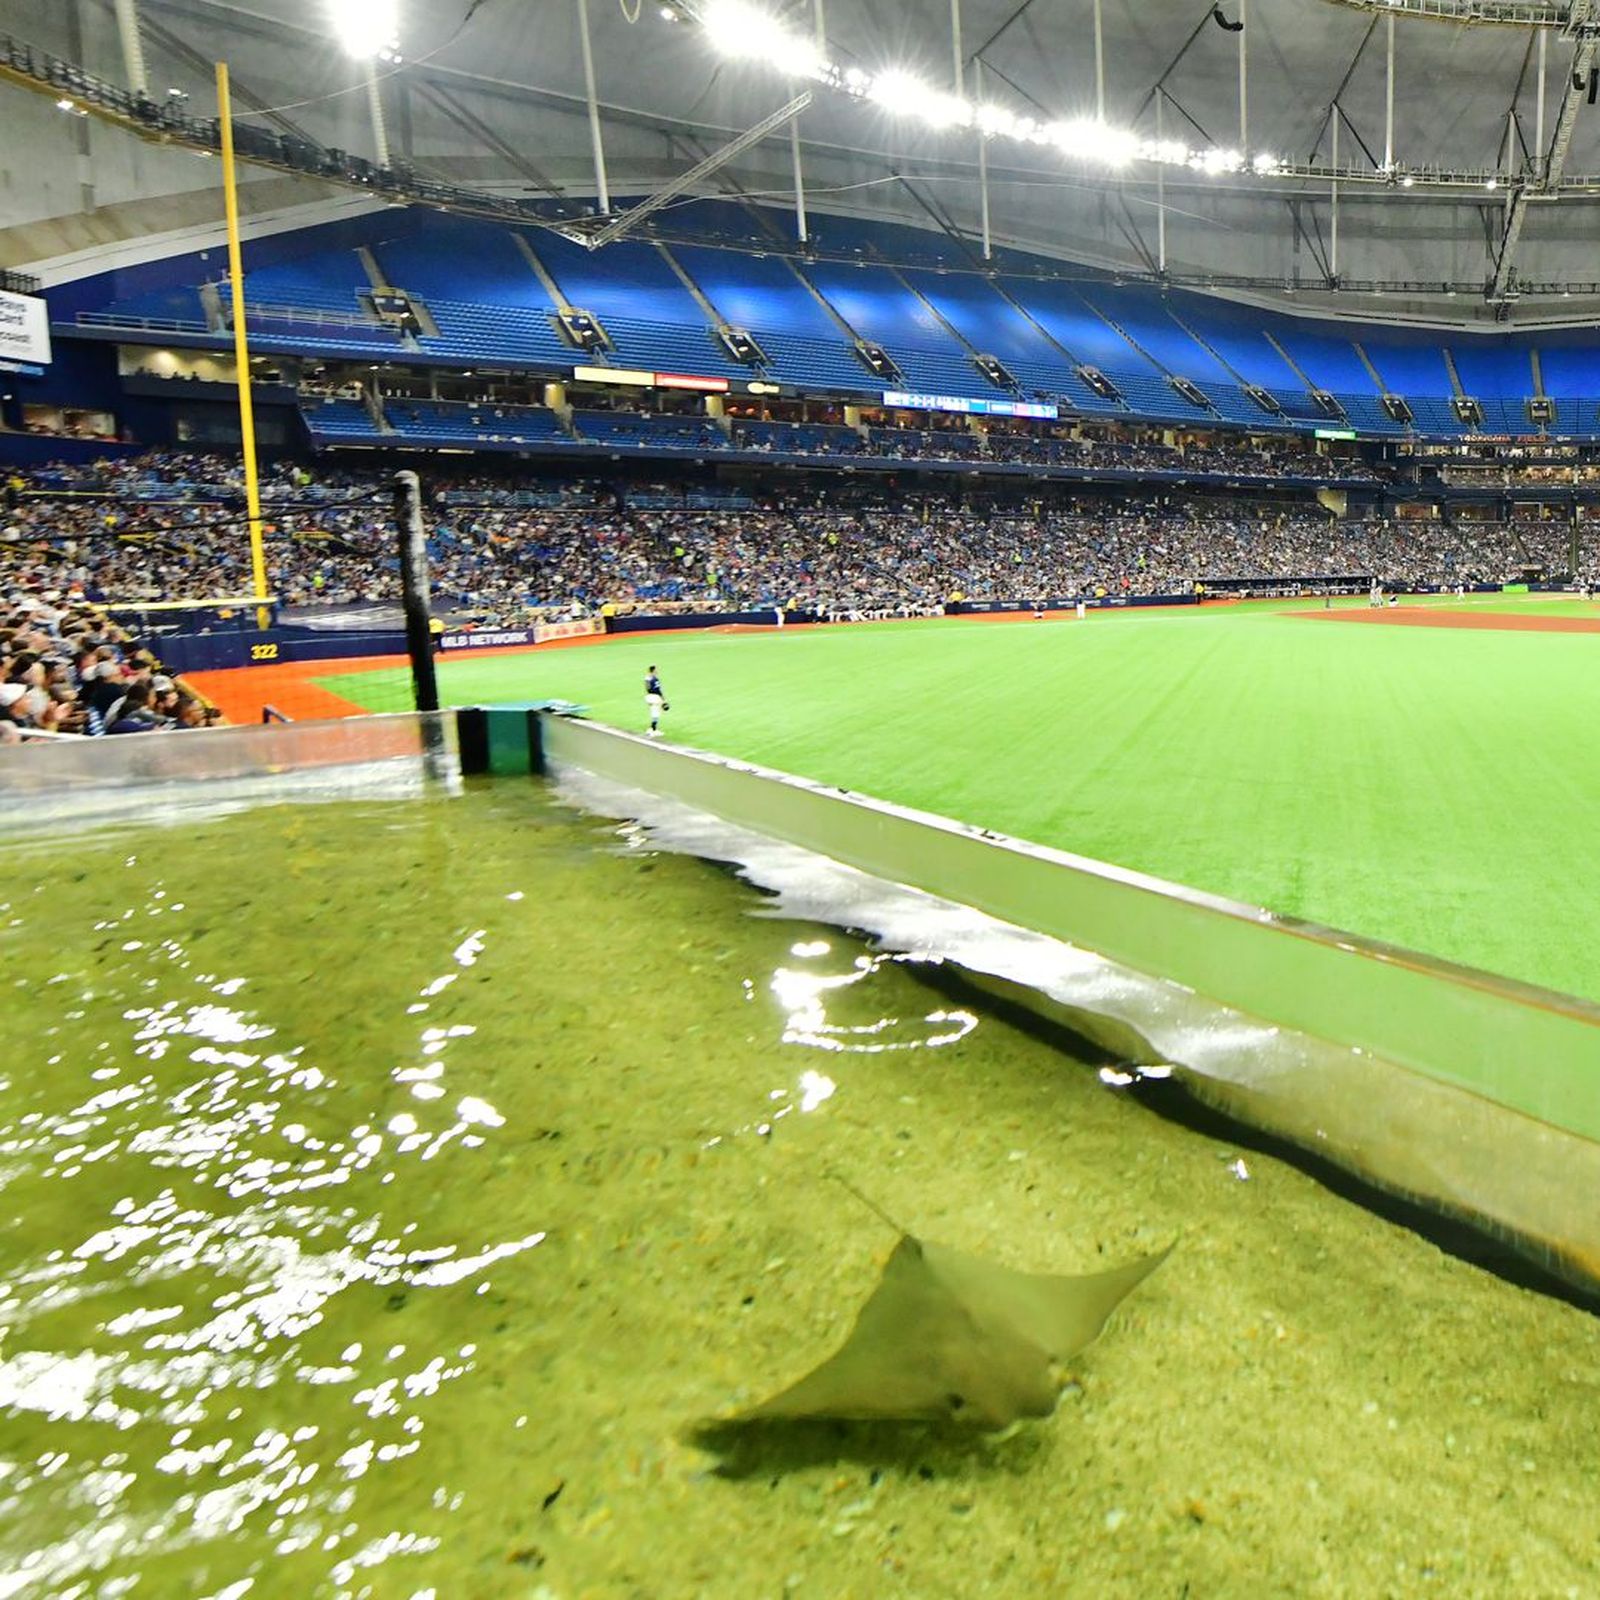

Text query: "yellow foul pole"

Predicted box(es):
[215, 61, 270, 631]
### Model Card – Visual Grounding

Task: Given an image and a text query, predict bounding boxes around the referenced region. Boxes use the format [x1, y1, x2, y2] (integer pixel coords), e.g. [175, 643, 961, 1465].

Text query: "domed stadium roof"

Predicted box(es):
[5, 0, 1600, 325]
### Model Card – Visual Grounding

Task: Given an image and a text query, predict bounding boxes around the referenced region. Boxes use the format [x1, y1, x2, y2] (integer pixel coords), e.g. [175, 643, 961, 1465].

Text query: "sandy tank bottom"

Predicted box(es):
[1, 778, 1598, 1600]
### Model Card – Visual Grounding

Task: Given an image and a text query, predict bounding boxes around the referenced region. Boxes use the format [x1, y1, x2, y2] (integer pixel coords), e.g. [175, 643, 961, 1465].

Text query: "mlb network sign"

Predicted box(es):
[0, 290, 51, 367]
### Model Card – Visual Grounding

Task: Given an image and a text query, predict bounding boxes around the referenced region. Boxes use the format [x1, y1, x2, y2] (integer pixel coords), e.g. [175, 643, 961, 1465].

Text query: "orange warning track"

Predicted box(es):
[183, 654, 400, 723]
[1295, 607, 1600, 634]
[181, 627, 689, 722]
[180, 623, 771, 722]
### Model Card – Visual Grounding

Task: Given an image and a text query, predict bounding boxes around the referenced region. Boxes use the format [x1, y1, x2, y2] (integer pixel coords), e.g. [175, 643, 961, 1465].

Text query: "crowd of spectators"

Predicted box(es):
[724, 416, 1377, 479]
[0, 587, 219, 743]
[5, 452, 1591, 636]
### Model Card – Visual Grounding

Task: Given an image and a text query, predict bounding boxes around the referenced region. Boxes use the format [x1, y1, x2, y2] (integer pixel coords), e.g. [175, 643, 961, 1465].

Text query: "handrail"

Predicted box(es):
[75, 311, 209, 334]
[76, 304, 399, 335]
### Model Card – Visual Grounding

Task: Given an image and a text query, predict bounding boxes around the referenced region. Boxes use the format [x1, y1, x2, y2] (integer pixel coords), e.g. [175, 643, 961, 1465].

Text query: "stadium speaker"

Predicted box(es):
[717, 327, 767, 365]
[855, 340, 901, 381]
[1078, 366, 1122, 402]
[974, 353, 1015, 390]
[557, 309, 607, 351]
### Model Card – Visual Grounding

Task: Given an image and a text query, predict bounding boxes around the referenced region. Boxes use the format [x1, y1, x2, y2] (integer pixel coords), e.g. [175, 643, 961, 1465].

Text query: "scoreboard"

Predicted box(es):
[0, 289, 51, 372]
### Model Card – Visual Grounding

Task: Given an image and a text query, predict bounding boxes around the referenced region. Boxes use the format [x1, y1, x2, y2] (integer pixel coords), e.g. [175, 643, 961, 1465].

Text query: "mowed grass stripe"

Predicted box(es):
[320, 606, 1600, 999]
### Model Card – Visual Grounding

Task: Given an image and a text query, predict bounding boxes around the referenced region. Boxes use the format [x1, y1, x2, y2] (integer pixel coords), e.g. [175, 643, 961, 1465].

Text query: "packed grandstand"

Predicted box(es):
[3, 434, 1594, 742]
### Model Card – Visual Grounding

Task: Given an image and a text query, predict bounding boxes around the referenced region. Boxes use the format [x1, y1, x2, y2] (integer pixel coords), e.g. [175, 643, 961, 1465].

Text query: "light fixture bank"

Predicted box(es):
[328, 0, 401, 61]
[686, 0, 1284, 177]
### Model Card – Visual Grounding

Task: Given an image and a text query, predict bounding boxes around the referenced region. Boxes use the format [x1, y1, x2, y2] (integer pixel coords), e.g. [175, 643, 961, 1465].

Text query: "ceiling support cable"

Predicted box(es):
[1490, 0, 1599, 298]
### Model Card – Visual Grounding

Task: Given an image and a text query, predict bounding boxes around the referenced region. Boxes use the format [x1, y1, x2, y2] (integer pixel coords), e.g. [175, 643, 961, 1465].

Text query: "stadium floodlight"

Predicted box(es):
[679, 0, 1299, 182]
[975, 102, 1036, 140]
[1146, 138, 1192, 165]
[1050, 118, 1140, 166]
[869, 70, 971, 129]
[701, 0, 827, 78]
[328, 0, 400, 60]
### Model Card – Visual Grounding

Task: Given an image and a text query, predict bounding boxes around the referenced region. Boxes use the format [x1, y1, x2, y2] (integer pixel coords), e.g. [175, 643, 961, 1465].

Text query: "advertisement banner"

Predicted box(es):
[533, 617, 606, 644]
[0, 290, 51, 366]
[440, 628, 537, 651]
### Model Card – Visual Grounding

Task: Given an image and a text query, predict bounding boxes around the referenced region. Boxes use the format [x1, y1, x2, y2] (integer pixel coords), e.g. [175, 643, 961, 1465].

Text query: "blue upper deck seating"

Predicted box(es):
[1363, 340, 1453, 399]
[413, 300, 574, 368]
[1272, 387, 1337, 422]
[241, 251, 371, 313]
[219, 277, 405, 358]
[886, 347, 1005, 395]
[1003, 277, 1161, 376]
[529, 233, 707, 328]
[1334, 393, 1410, 435]
[1165, 295, 1311, 393]
[373, 219, 554, 309]
[599, 315, 749, 377]
[899, 270, 1080, 390]
[1275, 330, 1377, 395]
[97, 287, 207, 327]
[1404, 394, 1463, 436]
[1474, 397, 1527, 434]
[1531, 341, 1600, 401]
[670, 245, 842, 342]
[1108, 371, 1213, 420]
[743, 331, 880, 392]
[61, 197, 1600, 440]
[246, 317, 403, 356]
[1073, 285, 1234, 384]
[1449, 342, 1534, 401]
[1197, 382, 1285, 428]
[804, 213, 971, 271]
[801, 261, 966, 356]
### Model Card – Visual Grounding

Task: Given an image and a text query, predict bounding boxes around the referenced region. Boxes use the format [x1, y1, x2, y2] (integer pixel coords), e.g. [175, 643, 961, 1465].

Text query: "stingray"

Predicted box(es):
[715, 1202, 1171, 1433]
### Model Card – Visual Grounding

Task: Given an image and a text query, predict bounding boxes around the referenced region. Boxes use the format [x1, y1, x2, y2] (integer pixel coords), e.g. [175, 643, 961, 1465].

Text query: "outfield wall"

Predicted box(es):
[530, 712, 1600, 1292]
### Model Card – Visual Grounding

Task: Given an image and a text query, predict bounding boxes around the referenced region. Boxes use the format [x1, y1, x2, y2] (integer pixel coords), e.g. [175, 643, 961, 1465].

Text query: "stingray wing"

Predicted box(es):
[734, 1237, 974, 1422]
[721, 1234, 1172, 1430]
[924, 1239, 1173, 1364]
[731, 1236, 1061, 1428]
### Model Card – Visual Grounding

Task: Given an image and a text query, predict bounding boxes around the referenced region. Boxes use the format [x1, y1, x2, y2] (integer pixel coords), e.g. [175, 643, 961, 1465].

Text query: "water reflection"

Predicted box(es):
[0, 896, 541, 1597]
[769, 940, 978, 1055]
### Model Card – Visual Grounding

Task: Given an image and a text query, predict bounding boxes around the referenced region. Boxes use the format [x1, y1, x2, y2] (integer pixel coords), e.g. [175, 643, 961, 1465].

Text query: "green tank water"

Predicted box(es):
[2, 780, 1597, 1597]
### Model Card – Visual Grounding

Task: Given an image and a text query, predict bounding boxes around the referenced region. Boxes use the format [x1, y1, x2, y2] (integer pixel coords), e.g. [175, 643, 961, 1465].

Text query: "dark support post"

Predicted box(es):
[458, 707, 489, 774]
[525, 708, 545, 775]
[394, 469, 439, 713]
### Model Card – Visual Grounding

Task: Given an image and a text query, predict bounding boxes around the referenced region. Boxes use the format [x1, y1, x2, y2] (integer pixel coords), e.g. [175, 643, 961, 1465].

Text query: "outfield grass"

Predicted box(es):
[322, 598, 1600, 1001]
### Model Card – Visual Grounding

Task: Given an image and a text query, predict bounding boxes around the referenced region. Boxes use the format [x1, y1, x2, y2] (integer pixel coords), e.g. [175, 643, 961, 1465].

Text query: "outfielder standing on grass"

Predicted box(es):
[645, 663, 669, 737]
